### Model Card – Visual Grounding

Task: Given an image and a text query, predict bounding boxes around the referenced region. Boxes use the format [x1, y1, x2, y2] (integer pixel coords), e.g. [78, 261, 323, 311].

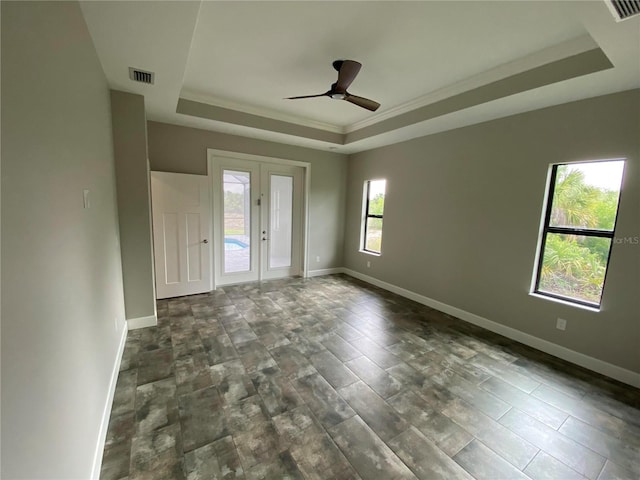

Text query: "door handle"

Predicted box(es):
[202, 239, 208, 244]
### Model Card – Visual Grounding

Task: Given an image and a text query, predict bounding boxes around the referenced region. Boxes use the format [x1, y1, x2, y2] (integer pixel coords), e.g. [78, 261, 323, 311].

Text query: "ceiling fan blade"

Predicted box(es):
[285, 93, 328, 100]
[334, 60, 362, 91]
[345, 94, 380, 112]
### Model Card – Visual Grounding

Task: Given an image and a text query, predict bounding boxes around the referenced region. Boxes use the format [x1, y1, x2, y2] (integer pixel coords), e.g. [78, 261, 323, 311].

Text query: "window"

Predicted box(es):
[362, 179, 386, 254]
[533, 159, 625, 308]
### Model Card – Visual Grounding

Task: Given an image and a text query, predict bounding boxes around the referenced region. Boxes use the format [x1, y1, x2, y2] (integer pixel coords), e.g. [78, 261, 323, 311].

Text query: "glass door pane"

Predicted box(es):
[269, 175, 293, 268]
[223, 170, 251, 273]
[215, 158, 302, 286]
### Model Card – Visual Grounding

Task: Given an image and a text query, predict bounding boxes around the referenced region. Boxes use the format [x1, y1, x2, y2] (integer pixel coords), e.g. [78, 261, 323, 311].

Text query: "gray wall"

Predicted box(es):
[111, 91, 156, 322]
[1, 2, 126, 478]
[147, 121, 348, 271]
[344, 90, 640, 374]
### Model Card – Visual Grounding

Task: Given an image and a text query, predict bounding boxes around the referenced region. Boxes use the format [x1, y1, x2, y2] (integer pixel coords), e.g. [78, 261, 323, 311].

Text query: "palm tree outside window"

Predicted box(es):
[533, 159, 625, 308]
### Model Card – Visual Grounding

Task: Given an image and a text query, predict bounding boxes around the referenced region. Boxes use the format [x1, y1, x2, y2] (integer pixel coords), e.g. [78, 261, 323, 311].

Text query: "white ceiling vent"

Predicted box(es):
[607, 0, 640, 20]
[128, 67, 155, 85]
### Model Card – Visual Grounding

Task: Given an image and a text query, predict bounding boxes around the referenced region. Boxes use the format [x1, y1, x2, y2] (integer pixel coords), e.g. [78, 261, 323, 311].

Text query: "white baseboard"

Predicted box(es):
[307, 267, 345, 277]
[342, 268, 640, 388]
[91, 323, 127, 479]
[127, 314, 157, 330]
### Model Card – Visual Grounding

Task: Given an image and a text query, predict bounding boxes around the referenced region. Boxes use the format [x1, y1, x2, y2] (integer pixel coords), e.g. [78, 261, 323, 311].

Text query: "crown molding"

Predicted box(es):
[179, 89, 345, 134]
[345, 34, 599, 133]
[179, 35, 600, 141]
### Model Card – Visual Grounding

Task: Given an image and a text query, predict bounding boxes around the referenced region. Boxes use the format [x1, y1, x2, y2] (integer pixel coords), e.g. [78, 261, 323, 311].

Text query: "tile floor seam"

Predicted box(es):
[549, 451, 601, 480]
[555, 421, 619, 461]
[594, 459, 610, 480]
[520, 447, 542, 473]
[447, 408, 539, 473]
[557, 412, 572, 431]
[592, 457, 613, 479]
[450, 435, 475, 458]
[322, 414, 368, 480]
[323, 415, 366, 478]
[496, 405, 513, 421]
[498, 409, 607, 480]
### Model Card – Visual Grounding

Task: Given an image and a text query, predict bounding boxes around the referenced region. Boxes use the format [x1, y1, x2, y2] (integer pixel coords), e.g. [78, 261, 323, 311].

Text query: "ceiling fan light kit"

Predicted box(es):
[286, 59, 381, 112]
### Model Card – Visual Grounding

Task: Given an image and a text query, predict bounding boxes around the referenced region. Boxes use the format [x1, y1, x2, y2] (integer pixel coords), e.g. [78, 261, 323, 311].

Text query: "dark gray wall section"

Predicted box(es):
[344, 90, 640, 374]
[147, 121, 348, 270]
[111, 91, 156, 320]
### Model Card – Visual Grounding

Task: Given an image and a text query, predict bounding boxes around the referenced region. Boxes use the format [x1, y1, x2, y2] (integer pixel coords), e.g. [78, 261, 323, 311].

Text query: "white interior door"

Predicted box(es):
[212, 157, 304, 286]
[151, 172, 211, 299]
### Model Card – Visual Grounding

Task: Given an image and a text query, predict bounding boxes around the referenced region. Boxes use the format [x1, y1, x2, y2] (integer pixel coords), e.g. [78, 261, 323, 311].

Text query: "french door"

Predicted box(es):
[212, 157, 304, 285]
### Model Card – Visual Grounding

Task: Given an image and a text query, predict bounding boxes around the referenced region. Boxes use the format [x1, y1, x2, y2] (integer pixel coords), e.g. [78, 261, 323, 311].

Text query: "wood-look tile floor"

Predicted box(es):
[100, 274, 640, 480]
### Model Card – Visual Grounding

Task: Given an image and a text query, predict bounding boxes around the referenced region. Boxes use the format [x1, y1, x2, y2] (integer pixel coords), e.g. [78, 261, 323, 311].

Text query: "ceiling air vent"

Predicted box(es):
[128, 67, 155, 85]
[607, 0, 640, 20]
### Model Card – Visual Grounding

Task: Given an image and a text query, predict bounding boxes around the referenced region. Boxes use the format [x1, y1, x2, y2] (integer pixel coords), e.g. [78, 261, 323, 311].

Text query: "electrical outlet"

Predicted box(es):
[367, 261, 371, 268]
[556, 318, 567, 331]
[316, 256, 320, 262]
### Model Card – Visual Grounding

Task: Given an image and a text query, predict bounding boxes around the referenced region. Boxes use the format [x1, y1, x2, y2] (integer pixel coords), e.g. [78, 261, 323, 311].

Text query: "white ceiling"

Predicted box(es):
[81, 1, 640, 154]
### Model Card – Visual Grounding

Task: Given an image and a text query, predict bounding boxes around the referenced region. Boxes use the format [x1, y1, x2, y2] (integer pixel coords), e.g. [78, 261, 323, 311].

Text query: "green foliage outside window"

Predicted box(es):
[368, 193, 385, 216]
[224, 191, 245, 214]
[224, 190, 246, 235]
[363, 177, 386, 254]
[539, 165, 621, 304]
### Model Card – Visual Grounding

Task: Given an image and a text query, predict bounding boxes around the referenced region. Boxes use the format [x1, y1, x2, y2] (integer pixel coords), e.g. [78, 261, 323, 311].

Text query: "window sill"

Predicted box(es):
[359, 249, 381, 257]
[529, 292, 600, 312]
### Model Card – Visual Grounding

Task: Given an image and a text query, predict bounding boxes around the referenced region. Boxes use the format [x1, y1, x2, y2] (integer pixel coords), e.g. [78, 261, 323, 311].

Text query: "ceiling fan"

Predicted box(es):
[285, 60, 381, 112]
